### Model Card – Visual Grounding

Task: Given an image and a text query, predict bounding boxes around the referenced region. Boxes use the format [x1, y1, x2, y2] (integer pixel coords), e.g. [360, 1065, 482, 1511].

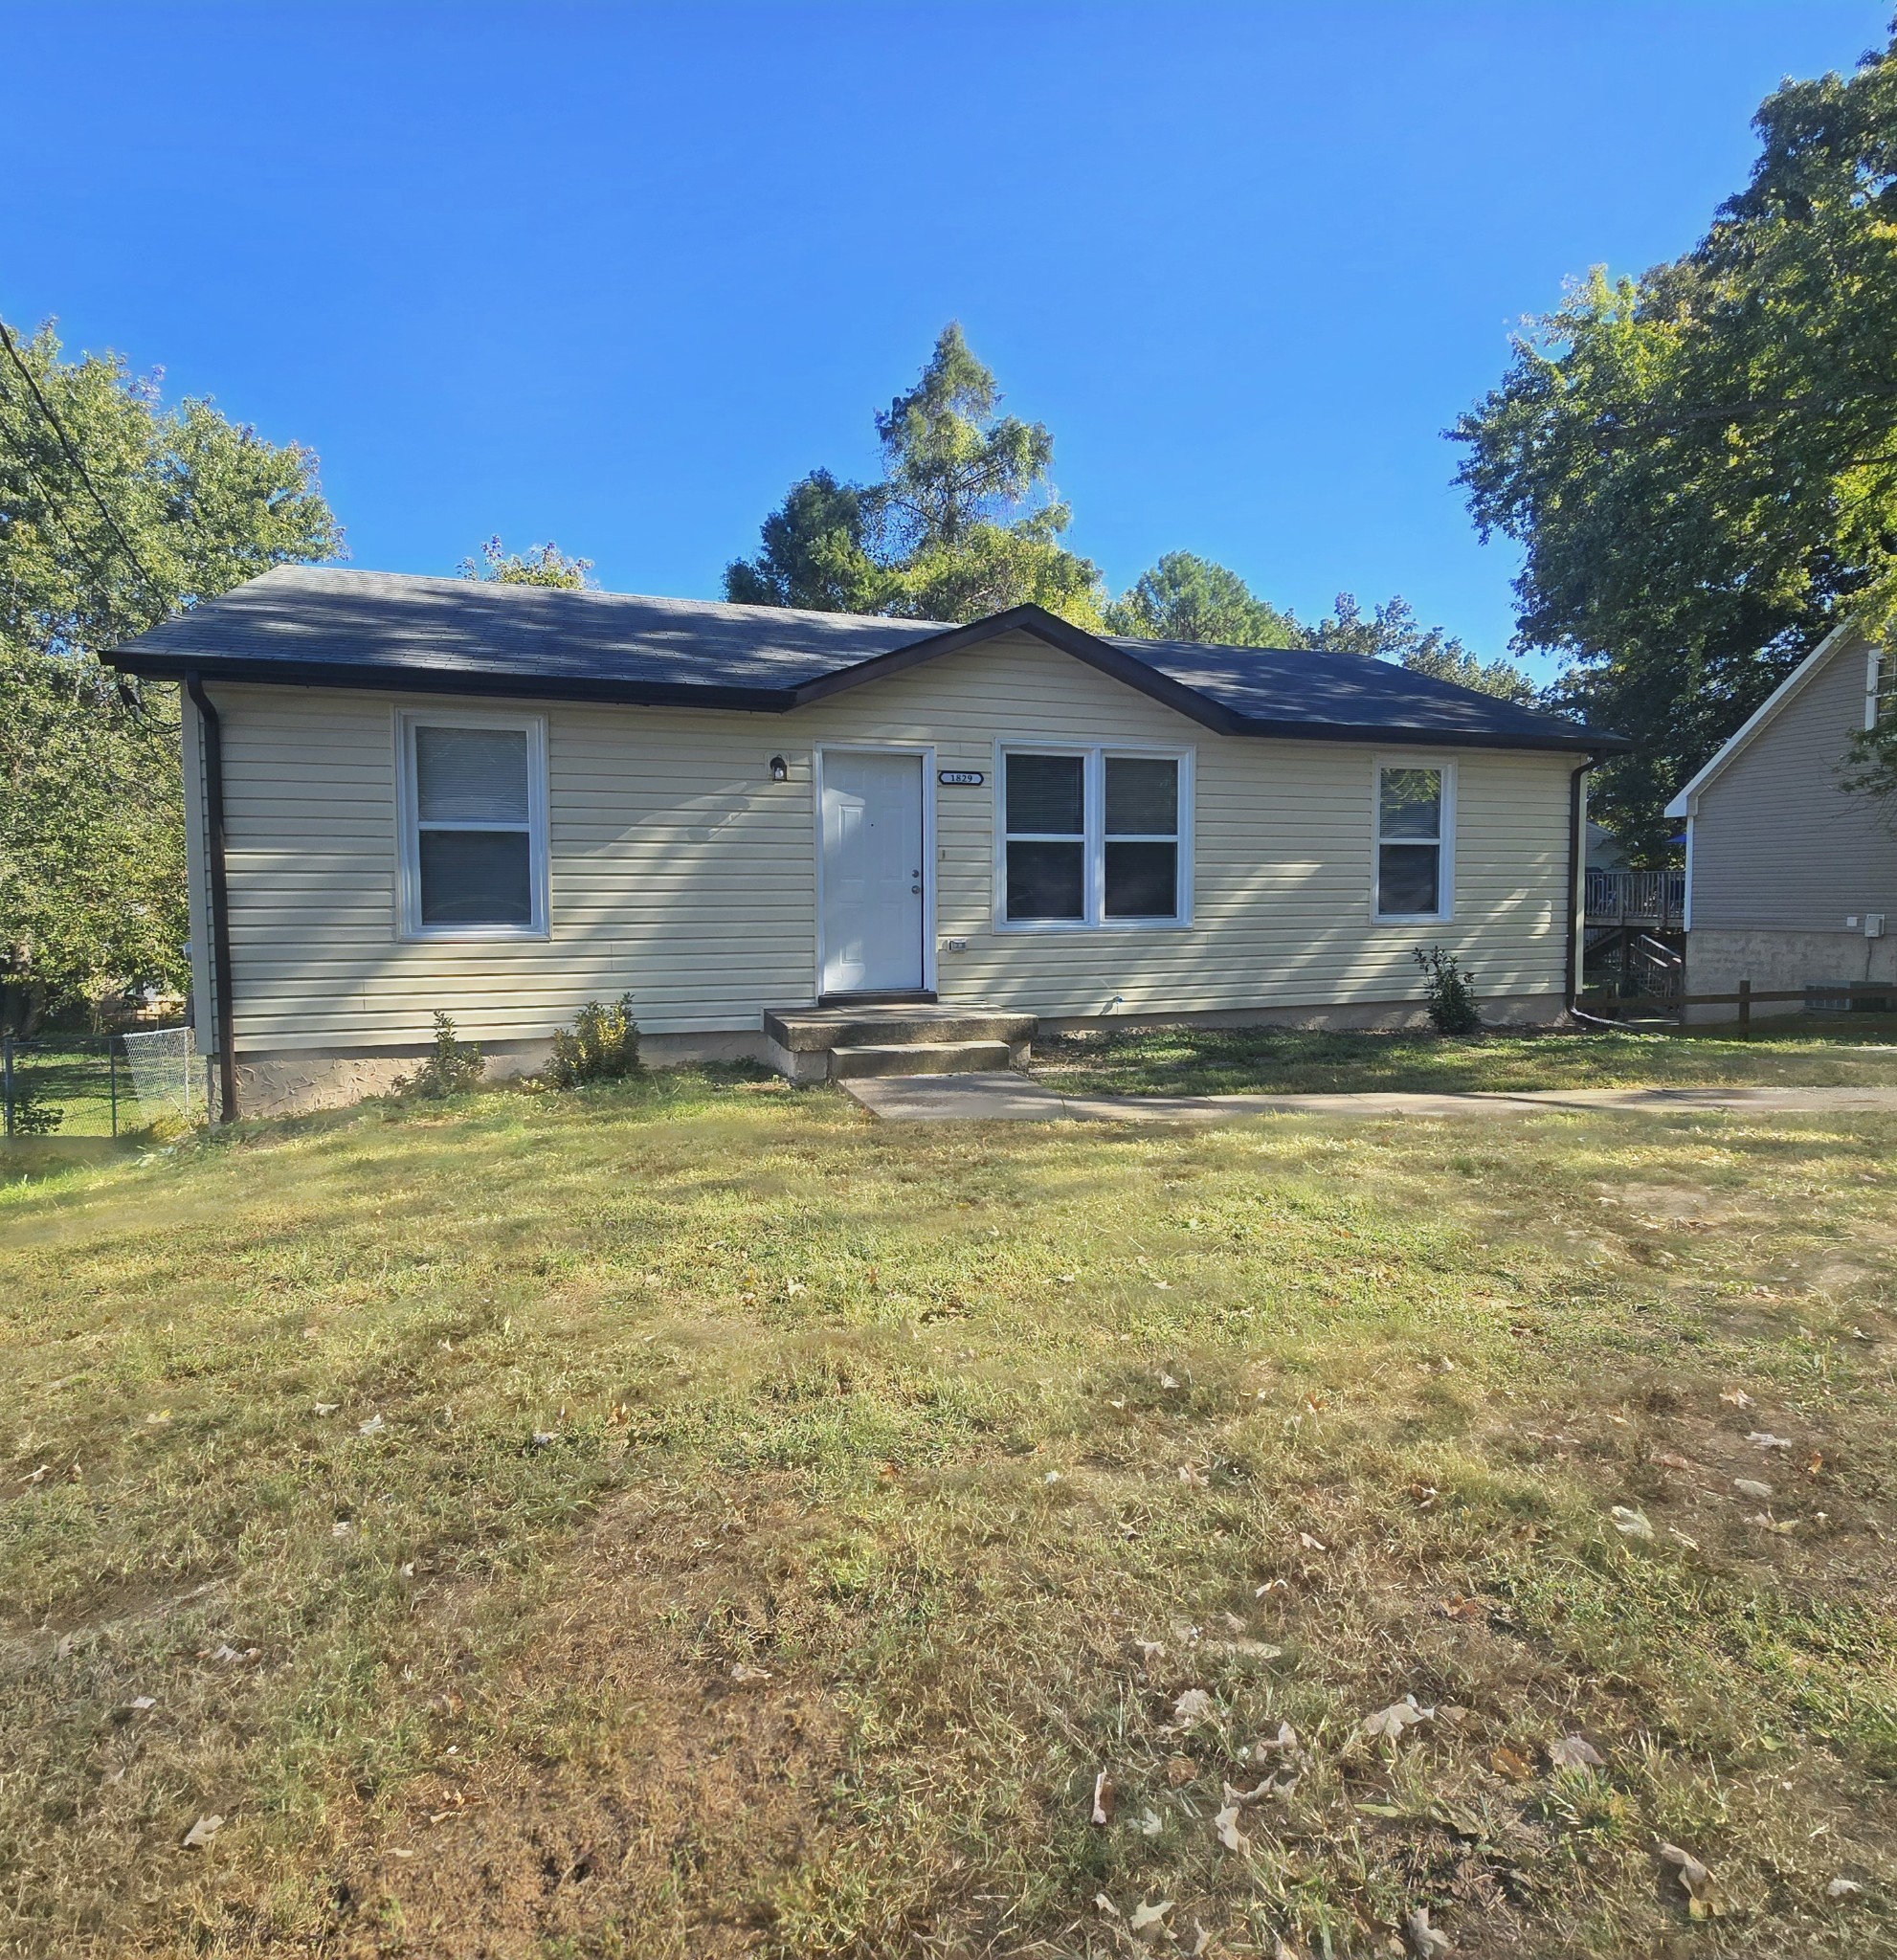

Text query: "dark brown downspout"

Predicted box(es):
[1566, 754, 1598, 1014]
[185, 672, 239, 1123]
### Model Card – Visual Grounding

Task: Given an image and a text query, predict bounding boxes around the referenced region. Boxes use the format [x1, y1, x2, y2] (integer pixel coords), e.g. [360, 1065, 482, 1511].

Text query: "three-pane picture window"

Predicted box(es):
[1002, 747, 1190, 926]
[398, 714, 547, 937]
[1374, 762, 1452, 921]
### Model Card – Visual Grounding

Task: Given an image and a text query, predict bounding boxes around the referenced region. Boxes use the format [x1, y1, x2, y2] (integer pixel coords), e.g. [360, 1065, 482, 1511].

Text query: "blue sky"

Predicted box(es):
[4, 2, 1890, 675]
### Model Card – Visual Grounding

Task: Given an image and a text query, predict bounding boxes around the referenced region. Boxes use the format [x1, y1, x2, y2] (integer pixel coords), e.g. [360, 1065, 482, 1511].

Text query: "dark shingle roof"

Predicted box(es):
[109, 566, 1622, 752]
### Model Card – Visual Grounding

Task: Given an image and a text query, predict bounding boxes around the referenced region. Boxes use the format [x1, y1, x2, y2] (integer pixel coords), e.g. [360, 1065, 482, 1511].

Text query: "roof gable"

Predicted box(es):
[1663, 623, 1867, 816]
[108, 566, 1624, 753]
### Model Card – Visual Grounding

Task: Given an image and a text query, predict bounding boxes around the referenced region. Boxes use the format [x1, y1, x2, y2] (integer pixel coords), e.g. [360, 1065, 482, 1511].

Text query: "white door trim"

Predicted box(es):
[813, 743, 938, 999]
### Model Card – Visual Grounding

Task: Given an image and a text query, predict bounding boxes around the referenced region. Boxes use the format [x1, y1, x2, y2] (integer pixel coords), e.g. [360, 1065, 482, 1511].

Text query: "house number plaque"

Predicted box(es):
[937, 769, 985, 786]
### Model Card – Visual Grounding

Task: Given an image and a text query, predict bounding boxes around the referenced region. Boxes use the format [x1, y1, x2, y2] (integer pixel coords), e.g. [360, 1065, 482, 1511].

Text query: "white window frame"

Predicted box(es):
[993, 741, 1195, 932]
[1371, 754, 1456, 925]
[394, 707, 550, 942]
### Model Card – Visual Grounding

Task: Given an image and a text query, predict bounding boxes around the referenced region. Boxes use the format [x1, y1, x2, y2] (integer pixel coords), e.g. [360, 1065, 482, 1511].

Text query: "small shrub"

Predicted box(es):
[1415, 944, 1483, 1036]
[546, 994, 642, 1089]
[5, 1076, 63, 1136]
[392, 1012, 486, 1099]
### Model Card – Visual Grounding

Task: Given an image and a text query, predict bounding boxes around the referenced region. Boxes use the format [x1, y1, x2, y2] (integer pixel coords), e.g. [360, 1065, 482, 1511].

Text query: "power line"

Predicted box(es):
[0, 316, 171, 610]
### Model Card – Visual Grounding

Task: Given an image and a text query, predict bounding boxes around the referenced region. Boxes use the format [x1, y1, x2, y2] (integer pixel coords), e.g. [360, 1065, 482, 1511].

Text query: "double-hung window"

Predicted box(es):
[1001, 746, 1192, 927]
[397, 712, 548, 938]
[1373, 760, 1453, 922]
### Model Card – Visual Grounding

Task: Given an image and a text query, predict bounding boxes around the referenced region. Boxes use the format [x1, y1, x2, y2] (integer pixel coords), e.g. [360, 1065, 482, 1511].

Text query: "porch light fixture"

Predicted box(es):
[770, 754, 789, 783]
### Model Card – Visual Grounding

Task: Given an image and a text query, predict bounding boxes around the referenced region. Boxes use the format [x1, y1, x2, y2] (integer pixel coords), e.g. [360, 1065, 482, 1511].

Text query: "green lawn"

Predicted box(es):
[1030, 1022, 1897, 1098]
[2, 1070, 1893, 1956]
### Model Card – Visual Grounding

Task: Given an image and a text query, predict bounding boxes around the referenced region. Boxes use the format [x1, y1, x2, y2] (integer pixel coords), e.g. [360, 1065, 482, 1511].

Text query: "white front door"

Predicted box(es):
[819, 750, 926, 995]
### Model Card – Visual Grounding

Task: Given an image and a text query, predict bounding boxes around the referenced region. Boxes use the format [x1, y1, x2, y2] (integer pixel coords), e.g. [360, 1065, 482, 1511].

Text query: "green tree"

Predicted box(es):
[0, 318, 339, 1023]
[1301, 593, 1539, 704]
[725, 324, 1105, 626]
[1105, 551, 1301, 647]
[1452, 32, 1897, 857]
[459, 536, 594, 588]
[722, 470, 885, 612]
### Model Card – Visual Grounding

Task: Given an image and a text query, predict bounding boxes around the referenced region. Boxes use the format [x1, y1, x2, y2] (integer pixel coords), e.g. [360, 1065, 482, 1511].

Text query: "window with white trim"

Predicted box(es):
[1001, 747, 1190, 925]
[398, 713, 548, 937]
[1374, 762, 1452, 921]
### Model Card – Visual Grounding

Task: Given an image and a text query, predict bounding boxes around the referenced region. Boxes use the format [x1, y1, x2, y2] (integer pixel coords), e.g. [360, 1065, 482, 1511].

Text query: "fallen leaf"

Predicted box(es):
[331, 1522, 352, 1538]
[1256, 1577, 1290, 1598]
[1129, 1897, 1173, 1934]
[1438, 1592, 1488, 1622]
[26, 1464, 48, 1483]
[1095, 1893, 1121, 1917]
[1734, 1477, 1774, 1500]
[1214, 1802, 1249, 1851]
[1298, 1531, 1328, 1552]
[312, 1402, 339, 1416]
[1826, 1877, 1863, 1900]
[1746, 1512, 1798, 1534]
[182, 1814, 224, 1849]
[1178, 1464, 1209, 1487]
[1273, 1942, 1302, 1960]
[1549, 1734, 1605, 1771]
[127, 1695, 157, 1712]
[1172, 1687, 1216, 1726]
[1666, 1526, 1701, 1550]
[1361, 1695, 1433, 1742]
[728, 1661, 771, 1683]
[1720, 1389, 1754, 1408]
[1166, 1754, 1198, 1787]
[1807, 1452, 1824, 1477]
[1609, 1505, 1654, 1541]
[1136, 1806, 1162, 1838]
[1256, 1720, 1300, 1754]
[1749, 1431, 1794, 1450]
[1090, 1769, 1115, 1827]
[1213, 1638, 1283, 1662]
[357, 1414, 385, 1437]
[1651, 1451, 1693, 1472]
[1044, 1470, 1062, 1484]
[1136, 1639, 1167, 1668]
[1407, 1904, 1452, 1955]
[1159, 1373, 1179, 1390]
[1188, 1926, 1212, 1957]
[1489, 1747, 1533, 1782]
[1659, 1842, 1723, 1918]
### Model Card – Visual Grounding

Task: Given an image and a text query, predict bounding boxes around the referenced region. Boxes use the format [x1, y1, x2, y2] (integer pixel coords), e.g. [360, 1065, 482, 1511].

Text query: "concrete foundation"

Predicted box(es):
[226, 991, 1568, 1116]
[1683, 929, 1897, 1023]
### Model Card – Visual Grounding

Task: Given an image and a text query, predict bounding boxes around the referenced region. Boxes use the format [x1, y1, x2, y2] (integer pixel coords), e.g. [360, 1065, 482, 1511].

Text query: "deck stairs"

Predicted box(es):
[764, 1005, 1036, 1083]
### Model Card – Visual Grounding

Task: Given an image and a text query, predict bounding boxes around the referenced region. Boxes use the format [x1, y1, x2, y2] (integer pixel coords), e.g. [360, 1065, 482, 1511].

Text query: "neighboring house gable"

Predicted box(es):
[1667, 628, 1893, 933]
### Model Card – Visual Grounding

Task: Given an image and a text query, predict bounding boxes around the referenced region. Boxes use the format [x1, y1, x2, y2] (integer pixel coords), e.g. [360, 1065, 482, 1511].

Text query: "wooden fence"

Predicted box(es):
[1582, 979, 1896, 1036]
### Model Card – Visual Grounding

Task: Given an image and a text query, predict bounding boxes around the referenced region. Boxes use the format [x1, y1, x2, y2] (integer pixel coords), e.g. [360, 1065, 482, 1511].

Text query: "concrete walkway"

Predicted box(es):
[842, 1075, 1897, 1124]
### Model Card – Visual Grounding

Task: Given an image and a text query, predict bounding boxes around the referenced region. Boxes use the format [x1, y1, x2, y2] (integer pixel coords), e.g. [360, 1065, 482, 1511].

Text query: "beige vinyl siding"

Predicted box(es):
[208, 633, 1575, 1052]
[1690, 635, 1897, 930]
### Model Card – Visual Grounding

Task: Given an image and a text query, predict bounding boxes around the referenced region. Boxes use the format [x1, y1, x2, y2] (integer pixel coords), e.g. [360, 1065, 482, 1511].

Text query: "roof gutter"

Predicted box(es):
[184, 672, 239, 1124]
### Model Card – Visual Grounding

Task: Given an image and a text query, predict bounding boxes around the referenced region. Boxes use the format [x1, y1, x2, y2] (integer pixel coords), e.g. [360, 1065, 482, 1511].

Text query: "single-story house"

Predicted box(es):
[1665, 624, 1895, 1018]
[108, 567, 1623, 1115]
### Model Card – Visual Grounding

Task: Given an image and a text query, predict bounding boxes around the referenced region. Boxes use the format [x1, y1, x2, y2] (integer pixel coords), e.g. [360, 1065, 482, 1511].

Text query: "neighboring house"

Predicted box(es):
[1666, 625, 1895, 1018]
[109, 568, 1621, 1115]
[1585, 822, 1628, 872]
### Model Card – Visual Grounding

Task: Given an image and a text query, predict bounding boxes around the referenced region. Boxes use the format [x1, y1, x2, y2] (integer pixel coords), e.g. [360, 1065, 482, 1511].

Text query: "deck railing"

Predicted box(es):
[1584, 868, 1686, 929]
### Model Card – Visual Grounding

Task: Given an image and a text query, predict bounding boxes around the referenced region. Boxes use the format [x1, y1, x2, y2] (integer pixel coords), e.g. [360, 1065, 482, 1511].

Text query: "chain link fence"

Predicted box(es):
[1, 1025, 201, 1139]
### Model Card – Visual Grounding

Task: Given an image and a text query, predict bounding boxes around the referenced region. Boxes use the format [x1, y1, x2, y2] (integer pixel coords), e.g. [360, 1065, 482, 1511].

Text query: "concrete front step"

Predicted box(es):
[829, 1039, 1015, 1080]
[765, 1007, 1035, 1053]
[764, 1003, 1037, 1082]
